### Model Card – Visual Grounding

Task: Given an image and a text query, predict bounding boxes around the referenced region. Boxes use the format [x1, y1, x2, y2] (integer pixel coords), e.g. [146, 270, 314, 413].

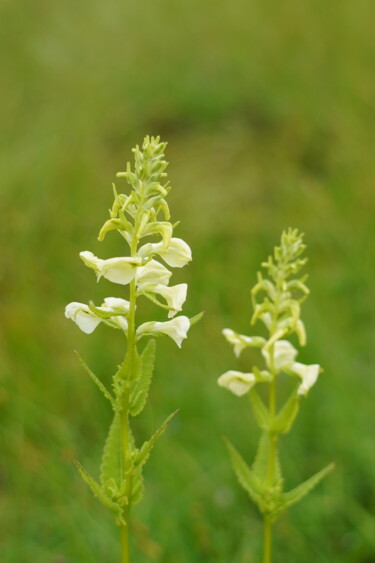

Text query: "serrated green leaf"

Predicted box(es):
[223, 436, 263, 506]
[73, 459, 124, 522]
[74, 351, 115, 408]
[129, 339, 156, 416]
[280, 462, 335, 511]
[100, 413, 123, 494]
[272, 391, 300, 434]
[133, 410, 178, 471]
[249, 390, 270, 430]
[252, 432, 283, 487]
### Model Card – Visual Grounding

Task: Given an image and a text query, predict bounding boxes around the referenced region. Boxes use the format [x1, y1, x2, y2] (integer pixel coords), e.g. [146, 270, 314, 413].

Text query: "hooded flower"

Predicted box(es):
[136, 316, 190, 347]
[139, 237, 192, 268]
[149, 283, 188, 318]
[135, 259, 172, 289]
[80, 251, 143, 285]
[65, 302, 102, 334]
[223, 328, 266, 358]
[218, 370, 256, 396]
[290, 362, 320, 396]
[262, 340, 298, 372]
[65, 298, 130, 334]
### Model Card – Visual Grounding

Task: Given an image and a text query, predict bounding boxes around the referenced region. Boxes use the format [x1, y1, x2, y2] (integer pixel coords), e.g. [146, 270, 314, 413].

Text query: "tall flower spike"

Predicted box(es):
[218, 228, 333, 563]
[65, 136, 198, 563]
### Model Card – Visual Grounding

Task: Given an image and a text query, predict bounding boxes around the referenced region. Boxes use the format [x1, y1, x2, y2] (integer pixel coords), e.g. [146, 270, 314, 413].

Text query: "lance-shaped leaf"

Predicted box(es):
[279, 462, 335, 512]
[129, 339, 156, 416]
[133, 410, 178, 472]
[249, 390, 270, 430]
[223, 436, 263, 506]
[252, 432, 283, 488]
[100, 414, 123, 495]
[73, 459, 125, 524]
[272, 391, 300, 434]
[74, 351, 115, 408]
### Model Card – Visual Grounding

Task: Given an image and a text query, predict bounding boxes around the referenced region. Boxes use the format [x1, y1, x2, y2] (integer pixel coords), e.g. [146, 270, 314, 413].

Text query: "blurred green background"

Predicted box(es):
[1, 1, 374, 561]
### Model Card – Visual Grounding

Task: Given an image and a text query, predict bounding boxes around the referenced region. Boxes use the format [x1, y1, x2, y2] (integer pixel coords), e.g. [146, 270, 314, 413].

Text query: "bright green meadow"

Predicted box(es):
[0, 1, 374, 561]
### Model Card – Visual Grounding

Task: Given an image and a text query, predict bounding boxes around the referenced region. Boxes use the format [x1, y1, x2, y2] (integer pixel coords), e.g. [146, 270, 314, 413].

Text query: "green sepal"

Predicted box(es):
[129, 339, 156, 416]
[279, 463, 335, 512]
[223, 436, 263, 506]
[272, 391, 300, 434]
[100, 413, 123, 496]
[249, 390, 270, 430]
[74, 351, 115, 408]
[133, 410, 178, 472]
[73, 459, 125, 524]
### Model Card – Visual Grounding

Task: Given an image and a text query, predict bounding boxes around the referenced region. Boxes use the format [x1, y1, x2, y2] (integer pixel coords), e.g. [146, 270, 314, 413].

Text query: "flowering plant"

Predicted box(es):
[218, 229, 334, 563]
[65, 136, 198, 562]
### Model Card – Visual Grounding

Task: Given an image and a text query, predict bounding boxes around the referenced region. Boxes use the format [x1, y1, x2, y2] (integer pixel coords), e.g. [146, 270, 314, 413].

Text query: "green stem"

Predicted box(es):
[119, 236, 139, 563]
[121, 525, 130, 563]
[263, 517, 272, 563]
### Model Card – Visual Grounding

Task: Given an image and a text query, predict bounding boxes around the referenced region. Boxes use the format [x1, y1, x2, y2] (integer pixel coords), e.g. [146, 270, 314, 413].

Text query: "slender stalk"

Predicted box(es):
[264, 342, 277, 563]
[121, 525, 130, 563]
[119, 236, 139, 563]
[263, 517, 272, 563]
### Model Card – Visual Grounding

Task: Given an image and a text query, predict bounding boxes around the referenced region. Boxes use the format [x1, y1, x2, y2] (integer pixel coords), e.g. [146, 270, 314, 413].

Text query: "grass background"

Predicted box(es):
[1, 1, 374, 561]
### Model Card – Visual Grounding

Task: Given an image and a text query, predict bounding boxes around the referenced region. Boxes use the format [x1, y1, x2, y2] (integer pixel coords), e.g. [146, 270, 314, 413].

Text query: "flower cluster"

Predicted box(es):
[65, 136, 192, 347]
[218, 228, 321, 397]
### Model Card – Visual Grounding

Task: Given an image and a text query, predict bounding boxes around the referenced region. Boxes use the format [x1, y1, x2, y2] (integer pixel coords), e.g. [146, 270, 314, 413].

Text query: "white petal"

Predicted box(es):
[65, 302, 101, 334]
[137, 316, 190, 347]
[217, 370, 256, 396]
[262, 340, 297, 371]
[136, 259, 172, 289]
[291, 362, 320, 396]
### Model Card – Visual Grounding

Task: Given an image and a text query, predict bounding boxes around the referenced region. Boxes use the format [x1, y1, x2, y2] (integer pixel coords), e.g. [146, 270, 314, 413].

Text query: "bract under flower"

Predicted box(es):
[136, 316, 190, 347]
[218, 370, 256, 396]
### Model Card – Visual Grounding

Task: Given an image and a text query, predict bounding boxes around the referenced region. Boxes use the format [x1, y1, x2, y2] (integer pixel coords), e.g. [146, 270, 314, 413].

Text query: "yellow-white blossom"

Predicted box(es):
[65, 302, 102, 334]
[151, 283, 188, 318]
[218, 370, 256, 396]
[262, 340, 297, 372]
[290, 362, 320, 396]
[223, 328, 266, 357]
[135, 259, 172, 290]
[136, 316, 190, 347]
[65, 297, 130, 334]
[139, 238, 192, 268]
[80, 251, 143, 285]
